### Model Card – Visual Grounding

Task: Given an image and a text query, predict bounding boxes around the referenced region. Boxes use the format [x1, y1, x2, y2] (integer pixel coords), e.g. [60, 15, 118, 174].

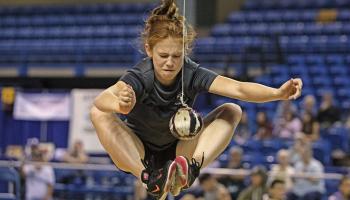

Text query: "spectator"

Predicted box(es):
[219, 147, 245, 199]
[274, 101, 297, 123]
[300, 95, 317, 118]
[62, 140, 89, 163]
[288, 145, 325, 200]
[317, 92, 341, 128]
[21, 146, 55, 200]
[238, 166, 268, 200]
[198, 173, 231, 200]
[288, 135, 308, 165]
[24, 138, 40, 160]
[269, 150, 294, 191]
[301, 112, 320, 141]
[328, 176, 350, 200]
[234, 111, 252, 145]
[263, 179, 287, 200]
[255, 111, 273, 140]
[274, 109, 302, 140]
[58, 140, 89, 185]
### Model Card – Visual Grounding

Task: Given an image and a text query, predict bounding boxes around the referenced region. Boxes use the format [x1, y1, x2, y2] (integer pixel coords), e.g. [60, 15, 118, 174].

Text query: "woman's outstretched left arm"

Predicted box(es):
[208, 75, 303, 103]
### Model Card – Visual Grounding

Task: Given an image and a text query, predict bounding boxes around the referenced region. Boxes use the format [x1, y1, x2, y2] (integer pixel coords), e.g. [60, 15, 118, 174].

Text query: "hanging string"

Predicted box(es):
[180, 0, 187, 107]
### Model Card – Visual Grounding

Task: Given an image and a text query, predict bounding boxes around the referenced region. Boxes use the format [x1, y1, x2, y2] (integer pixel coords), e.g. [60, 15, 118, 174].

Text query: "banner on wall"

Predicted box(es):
[14, 92, 70, 120]
[69, 89, 104, 153]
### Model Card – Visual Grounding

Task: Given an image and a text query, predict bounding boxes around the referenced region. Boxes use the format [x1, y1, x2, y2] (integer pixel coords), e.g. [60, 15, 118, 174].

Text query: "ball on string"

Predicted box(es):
[169, 106, 203, 140]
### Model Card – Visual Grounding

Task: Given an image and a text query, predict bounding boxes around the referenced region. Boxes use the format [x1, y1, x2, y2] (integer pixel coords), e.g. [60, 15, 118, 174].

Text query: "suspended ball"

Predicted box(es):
[169, 106, 203, 140]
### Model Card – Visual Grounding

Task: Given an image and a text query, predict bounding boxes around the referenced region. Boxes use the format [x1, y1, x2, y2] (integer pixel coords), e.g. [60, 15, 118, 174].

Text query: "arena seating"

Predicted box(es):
[0, 1, 349, 199]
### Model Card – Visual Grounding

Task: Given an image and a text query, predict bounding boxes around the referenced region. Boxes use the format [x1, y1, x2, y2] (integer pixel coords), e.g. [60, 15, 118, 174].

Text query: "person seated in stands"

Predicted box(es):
[287, 145, 325, 200]
[300, 111, 320, 141]
[317, 92, 341, 128]
[62, 140, 89, 163]
[254, 111, 273, 140]
[21, 146, 55, 200]
[263, 179, 287, 200]
[273, 108, 302, 140]
[238, 166, 268, 200]
[274, 101, 297, 123]
[234, 111, 252, 145]
[268, 149, 294, 191]
[218, 147, 245, 199]
[198, 173, 231, 200]
[288, 134, 308, 165]
[328, 176, 350, 200]
[300, 95, 317, 118]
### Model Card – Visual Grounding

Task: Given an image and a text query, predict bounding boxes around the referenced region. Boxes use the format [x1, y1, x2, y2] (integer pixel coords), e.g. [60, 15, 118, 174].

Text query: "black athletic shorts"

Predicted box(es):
[114, 140, 178, 174]
[142, 140, 178, 170]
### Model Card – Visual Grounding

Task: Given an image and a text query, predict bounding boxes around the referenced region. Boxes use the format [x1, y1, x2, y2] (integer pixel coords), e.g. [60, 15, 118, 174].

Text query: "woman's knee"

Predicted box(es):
[219, 103, 242, 123]
[90, 106, 102, 122]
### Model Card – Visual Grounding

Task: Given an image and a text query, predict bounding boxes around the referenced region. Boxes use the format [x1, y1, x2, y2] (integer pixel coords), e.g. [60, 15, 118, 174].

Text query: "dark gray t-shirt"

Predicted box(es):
[119, 57, 218, 151]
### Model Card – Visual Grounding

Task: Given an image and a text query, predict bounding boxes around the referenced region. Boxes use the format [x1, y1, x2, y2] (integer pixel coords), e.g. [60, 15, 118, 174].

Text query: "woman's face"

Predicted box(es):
[145, 37, 184, 86]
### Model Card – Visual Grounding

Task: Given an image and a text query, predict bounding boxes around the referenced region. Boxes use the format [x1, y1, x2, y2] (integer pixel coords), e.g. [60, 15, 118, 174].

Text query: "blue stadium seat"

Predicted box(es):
[282, 10, 299, 22]
[246, 11, 263, 22]
[243, 0, 260, 10]
[261, 139, 283, 156]
[305, 54, 324, 65]
[228, 12, 245, 23]
[285, 22, 305, 35]
[309, 65, 328, 76]
[336, 88, 350, 101]
[312, 140, 331, 165]
[333, 75, 350, 87]
[304, 23, 323, 35]
[241, 139, 262, 154]
[194, 38, 215, 54]
[250, 23, 268, 35]
[325, 54, 344, 65]
[329, 65, 348, 77]
[255, 75, 272, 86]
[337, 9, 350, 21]
[241, 153, 264, 169]
[269, 23, 287, 34]
[279, 0, 294, 9]
[0, 167, 20, 200]
[272, 76, 290, 86]
[322, 22, 343, 35]
[287, 55, 306, 66]
[301, 10, 317, 21]
[309, 35, 328, 51]
[211, 24, 231, 37]
[269, 65, 289, 76]
[322, 126, 349, 152]
[312, 76, 332, 87]
[325, 179, 340, 197]
[230, 24, 249, 35]
[264, 11, 282, 22]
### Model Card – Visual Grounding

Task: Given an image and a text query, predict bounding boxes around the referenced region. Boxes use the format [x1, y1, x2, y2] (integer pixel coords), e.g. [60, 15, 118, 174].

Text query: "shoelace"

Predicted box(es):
[189, 153, 204, 177]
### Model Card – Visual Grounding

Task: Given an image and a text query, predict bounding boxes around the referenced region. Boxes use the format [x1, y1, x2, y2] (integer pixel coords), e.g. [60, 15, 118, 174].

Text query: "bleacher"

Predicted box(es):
[0, 3, 155, 76]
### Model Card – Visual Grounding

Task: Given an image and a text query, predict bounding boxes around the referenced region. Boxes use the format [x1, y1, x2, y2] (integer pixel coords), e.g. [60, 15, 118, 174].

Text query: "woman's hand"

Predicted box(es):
[117, 84, 136, 114]
[277, 78, 303, 100]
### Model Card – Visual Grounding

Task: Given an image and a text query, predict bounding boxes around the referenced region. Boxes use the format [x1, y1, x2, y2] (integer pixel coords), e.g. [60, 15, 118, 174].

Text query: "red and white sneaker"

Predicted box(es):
[170, 155, 204, 196]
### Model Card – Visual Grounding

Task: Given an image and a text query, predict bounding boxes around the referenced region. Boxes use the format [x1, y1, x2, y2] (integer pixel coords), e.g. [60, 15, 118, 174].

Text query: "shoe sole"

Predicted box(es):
[158, 161, 177, 199]
[170, 165, 182, 196]
[174, 156, 189, 187]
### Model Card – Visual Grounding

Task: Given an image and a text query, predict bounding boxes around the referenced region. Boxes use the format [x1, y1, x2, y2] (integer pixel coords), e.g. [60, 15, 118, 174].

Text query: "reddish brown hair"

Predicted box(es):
[141, 0, 196, 54]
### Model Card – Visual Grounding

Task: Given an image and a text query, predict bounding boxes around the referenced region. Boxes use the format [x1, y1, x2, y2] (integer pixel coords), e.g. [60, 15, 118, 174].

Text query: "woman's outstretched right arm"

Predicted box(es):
[94, 81, 136, 114]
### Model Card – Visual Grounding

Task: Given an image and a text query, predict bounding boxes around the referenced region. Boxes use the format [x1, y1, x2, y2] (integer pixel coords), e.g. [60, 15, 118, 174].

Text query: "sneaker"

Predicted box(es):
[171, 155, 204, 196]
[141, 159, 177, 199]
